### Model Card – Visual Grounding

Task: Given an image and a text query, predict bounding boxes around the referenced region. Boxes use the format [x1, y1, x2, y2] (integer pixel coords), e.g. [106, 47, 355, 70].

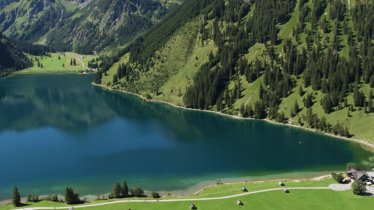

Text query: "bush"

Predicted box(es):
[151, 192, 160, 198]
[352, 180, 366, 195]
[331, 172, 344, 183]
[130, 187, 145, 197]
[27, 194, 40, 202]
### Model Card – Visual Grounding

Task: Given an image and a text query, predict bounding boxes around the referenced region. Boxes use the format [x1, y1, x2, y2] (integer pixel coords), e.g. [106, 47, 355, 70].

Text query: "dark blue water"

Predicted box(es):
[0, 74, 373, 199]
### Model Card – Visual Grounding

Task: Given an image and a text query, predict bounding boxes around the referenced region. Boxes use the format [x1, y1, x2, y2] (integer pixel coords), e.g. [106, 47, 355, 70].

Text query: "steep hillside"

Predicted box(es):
[99, 0, 374, 143]
[0, 0, 181, 53]
[0, 34, 31, 75]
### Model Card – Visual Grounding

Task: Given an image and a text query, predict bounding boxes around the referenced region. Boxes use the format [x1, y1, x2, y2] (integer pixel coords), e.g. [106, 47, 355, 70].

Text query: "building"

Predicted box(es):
[347, 169, 370, 181]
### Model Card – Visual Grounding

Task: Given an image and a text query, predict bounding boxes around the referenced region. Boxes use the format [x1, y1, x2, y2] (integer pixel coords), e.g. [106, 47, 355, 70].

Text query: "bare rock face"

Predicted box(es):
[0, 0, 182, 53]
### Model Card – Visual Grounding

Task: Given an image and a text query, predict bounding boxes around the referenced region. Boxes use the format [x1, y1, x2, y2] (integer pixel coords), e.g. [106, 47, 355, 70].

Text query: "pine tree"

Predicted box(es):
[65, 187, 80, 204]
[299, 85, 304, 96]
[113, 182, 122, 198]
[12, 186, 21, 207]
[292, 100, 299, 117]
[122, 181, 129, 198]
[368, 90, 373, 112]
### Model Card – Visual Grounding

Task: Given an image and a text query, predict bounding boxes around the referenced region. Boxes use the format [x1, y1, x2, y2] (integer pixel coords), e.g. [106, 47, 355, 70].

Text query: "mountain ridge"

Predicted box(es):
[0, 0, 182, 53]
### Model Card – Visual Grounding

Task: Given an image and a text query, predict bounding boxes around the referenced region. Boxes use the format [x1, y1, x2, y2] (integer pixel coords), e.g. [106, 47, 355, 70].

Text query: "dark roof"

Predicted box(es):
[347, 169, 369, 180]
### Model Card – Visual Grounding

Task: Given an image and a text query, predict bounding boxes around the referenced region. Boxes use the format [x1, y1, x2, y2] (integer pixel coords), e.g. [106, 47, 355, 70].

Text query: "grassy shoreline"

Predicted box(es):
[2, 175, 374, 210]
[0, 175, 336, 209]
[93, 83, 374, 152]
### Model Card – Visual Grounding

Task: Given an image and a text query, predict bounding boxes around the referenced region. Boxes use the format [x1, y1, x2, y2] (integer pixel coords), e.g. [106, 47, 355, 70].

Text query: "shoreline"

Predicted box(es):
[0, 172, 332, 204]
[92, 83, 374, 152]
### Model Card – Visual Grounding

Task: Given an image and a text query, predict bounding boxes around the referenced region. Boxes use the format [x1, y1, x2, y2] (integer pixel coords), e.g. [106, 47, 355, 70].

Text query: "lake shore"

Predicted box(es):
[0, 172, 332, 205]
[93, 83, 374, 152]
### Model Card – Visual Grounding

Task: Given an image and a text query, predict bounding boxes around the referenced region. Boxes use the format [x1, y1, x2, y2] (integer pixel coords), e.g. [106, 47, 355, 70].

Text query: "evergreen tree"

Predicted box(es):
[122, 181, 129, 198]
[353, 86, 365, 107]
[65, 187, 80, 204]
[113, 182, 122, 198]
[12, 186, 21, 207]
[292, 100, 300, 117]
[254, 101, 266, 119]
[368, 90, 373, 112]
[304, 93, 314, 108]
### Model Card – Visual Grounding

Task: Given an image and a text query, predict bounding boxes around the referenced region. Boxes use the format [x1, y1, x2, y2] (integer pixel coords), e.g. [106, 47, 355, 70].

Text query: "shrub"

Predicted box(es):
[130, 187, 145, 197]
[331, 172, 344, 183]
[151, 192, 160, 198]
[27, 194, 40, 202]
[352, 180, 366, 195]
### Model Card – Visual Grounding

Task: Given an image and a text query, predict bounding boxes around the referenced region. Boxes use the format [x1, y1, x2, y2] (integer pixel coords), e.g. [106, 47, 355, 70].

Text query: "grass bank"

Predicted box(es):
[2, 177, 374, 210]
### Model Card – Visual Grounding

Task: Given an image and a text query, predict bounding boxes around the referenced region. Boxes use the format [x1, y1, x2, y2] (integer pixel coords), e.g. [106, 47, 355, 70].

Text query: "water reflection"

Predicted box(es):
[0, 74, 373, 199]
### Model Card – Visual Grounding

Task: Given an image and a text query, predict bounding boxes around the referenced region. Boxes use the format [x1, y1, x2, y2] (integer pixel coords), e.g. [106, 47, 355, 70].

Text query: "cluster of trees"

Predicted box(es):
[127, 0, 217, 65]
[302, 108, 350, 137]
[64, 187, 81, 205]
[111, 181, 129, 198]
[185, 0, 373, 128]
[110, 181, 146, 198]
[88, 58, 99, 69]
[113, 64, 130, 84]
[70, 58, 78, 66]
[0, 34, 31, 74]
[27, 194, 40, 202]
[33, 58, 44, 68]
[45, 194, 59, 202]
[14, 40, 51, 56]
[248, 0, 296, 44]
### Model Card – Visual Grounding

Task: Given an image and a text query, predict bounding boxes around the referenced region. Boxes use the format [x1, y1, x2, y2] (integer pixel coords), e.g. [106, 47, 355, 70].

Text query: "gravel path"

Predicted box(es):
[329, 183, 352, 191]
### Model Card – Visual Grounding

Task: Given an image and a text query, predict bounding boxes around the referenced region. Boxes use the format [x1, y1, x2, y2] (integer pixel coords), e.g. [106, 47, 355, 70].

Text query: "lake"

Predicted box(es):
[0, 74, 373, 200]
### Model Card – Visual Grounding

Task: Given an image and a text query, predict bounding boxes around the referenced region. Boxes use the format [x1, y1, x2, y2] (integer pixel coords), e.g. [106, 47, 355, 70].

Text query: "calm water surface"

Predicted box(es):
[0, 74, 373, 199]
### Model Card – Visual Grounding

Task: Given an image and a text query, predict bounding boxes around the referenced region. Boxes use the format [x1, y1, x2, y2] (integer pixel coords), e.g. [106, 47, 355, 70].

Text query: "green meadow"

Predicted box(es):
[16, 52, 97, 74]
[2, 178, 374, 210]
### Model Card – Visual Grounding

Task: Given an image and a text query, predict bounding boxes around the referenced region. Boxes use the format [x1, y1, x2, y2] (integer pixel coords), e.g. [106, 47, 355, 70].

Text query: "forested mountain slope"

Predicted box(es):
[0, 0, 181, 53]
[97, 0, 374, 142]
[0, 34, 31, 75]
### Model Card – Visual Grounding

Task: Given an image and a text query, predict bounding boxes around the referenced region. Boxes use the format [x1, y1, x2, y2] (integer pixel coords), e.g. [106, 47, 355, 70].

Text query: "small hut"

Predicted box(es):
[236, 200, 244, 206]
[279, 181, 285, 186]
[241, 186, 248, 192]
[347, 169, 371, 181]
[190, 203, 197, 210]
[283, 188, 290, 193]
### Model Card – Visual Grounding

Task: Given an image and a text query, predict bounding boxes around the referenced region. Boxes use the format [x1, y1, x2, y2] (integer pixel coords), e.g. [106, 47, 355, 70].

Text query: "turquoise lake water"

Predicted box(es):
[0, 74, 373, 199]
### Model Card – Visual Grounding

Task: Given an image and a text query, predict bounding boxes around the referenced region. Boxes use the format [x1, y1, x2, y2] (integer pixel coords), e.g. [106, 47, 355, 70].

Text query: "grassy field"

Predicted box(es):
[1, 178, 374, 210]
[16, 52, 97, 74]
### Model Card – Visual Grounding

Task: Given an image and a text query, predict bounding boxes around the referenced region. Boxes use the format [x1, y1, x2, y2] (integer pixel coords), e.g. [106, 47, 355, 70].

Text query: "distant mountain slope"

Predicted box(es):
[97, 0, 374, 142]
[0, 0, 181, 53]
[0, 34, 31, 75]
